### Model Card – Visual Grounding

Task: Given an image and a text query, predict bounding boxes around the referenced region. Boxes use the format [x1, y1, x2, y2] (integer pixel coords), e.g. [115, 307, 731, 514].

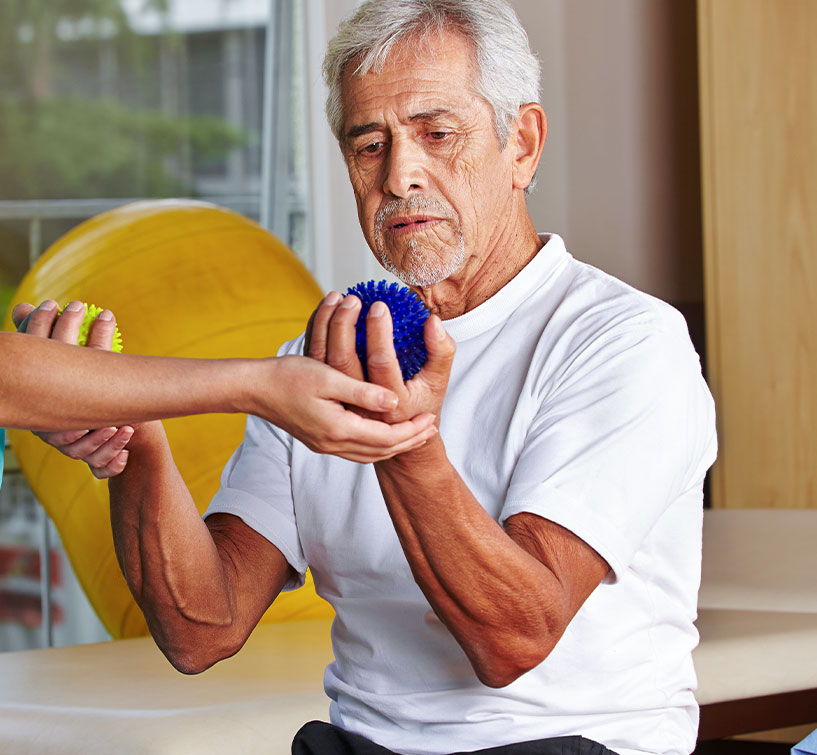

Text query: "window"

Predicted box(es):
[0, 0, 311, 651]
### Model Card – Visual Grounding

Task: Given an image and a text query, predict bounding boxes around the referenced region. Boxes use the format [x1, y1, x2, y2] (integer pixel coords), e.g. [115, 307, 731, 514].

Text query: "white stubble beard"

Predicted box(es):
[374, 197, 466, 287]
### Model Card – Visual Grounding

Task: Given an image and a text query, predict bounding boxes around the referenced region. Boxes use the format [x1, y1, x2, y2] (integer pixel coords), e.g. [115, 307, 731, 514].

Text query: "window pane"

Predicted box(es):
[0, 0, 311, 652]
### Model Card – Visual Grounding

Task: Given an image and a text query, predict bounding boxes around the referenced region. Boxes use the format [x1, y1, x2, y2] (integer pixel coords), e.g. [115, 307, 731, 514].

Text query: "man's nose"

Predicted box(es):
[382, 138, 425, 197]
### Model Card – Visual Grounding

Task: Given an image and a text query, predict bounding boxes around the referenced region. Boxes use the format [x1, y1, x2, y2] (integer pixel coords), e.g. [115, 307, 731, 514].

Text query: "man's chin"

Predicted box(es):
[378, 258, 453, 288]
[377, 248, 465, 288]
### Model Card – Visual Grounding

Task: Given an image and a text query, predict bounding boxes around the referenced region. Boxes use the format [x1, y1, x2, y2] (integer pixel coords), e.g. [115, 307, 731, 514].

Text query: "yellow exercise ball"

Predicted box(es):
[3, 199, 333, 639]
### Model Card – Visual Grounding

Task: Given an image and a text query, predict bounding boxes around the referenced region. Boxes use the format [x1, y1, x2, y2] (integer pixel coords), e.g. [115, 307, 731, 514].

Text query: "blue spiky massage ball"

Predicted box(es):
[345, 280, 430, 381]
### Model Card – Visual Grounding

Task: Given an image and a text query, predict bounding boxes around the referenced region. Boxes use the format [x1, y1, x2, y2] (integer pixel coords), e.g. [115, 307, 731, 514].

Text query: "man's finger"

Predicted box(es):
[12, 302, 35, 329]
[365, 302, 404, 392]
[304, 310, 317, 356]
[19, 300, 59, 336]
[307, 291, 343, 361]
[326, 295, 365, 379]
[51, 300, 85, 344]
[86, 309, 117, 350]
[416, 315, 456, 386]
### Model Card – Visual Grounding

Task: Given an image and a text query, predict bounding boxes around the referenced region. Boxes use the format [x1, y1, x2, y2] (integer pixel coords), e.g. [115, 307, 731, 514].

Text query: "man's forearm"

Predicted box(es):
[108, 421, 295, 674]
[0, 332, 255, 430]
[374, 436, 567, 687]
[107, 422, 242, 672]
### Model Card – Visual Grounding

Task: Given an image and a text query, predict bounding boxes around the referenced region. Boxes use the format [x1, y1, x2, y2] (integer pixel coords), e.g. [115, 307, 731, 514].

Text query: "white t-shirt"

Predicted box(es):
[207, 234, 717, 755]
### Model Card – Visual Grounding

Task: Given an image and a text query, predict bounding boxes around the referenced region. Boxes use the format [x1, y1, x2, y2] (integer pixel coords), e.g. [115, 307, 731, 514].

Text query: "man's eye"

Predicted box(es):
[428, 131, 449, 140]
[359, 142, 383, 155]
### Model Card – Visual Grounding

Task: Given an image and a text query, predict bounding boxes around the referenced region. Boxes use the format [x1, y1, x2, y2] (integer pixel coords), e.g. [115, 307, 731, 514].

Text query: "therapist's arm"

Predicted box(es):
[2, 301, 436, 471]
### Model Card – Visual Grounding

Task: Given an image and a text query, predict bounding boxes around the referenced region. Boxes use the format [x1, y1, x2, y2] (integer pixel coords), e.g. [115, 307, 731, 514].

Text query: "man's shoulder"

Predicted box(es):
[549, 255, 690, 349]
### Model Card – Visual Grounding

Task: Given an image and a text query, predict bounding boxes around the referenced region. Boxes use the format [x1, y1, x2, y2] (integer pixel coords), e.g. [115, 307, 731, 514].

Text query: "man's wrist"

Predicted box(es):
[377, 432, 446, 471]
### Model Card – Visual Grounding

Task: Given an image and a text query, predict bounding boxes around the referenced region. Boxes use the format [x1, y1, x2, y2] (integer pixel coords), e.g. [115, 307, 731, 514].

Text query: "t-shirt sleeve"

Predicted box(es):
[500, 314, 717, 580]
[204, 336, 308, 590]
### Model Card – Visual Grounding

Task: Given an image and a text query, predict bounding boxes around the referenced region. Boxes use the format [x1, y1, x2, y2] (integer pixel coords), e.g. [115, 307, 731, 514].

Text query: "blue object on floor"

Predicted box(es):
[793, 729, 817, 755]
[346, 280, 430, 381]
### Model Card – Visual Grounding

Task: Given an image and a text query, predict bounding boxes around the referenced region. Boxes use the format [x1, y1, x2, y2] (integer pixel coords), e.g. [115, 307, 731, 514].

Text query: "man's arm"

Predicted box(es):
[375, 442, 609, 688]
[107, 420, 291, 673]
[309, 295, 610, 688]
[4, 300, 436, 470]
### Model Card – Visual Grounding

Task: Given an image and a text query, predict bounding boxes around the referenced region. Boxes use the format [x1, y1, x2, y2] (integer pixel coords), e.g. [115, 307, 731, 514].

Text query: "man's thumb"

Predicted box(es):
[422, 316, 456, 380]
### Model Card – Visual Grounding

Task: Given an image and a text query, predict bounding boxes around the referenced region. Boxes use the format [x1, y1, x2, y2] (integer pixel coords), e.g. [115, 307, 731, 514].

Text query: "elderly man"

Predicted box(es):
[49, 2, 716, 754]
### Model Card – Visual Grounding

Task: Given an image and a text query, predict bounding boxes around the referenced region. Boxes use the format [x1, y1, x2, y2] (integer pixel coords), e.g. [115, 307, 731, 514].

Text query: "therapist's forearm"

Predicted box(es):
[0, 331, 251, 430]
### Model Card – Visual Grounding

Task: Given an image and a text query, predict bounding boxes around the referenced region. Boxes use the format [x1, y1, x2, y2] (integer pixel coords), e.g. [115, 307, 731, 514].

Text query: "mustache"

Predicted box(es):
[374, 196, 454, 233]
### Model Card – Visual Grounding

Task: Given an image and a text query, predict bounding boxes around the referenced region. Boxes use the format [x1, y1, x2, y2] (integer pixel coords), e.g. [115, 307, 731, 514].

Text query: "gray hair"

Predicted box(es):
[323, 0, 541, 147]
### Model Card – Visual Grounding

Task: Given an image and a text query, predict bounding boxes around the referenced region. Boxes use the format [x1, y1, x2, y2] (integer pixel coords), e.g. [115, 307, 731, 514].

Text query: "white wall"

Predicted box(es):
[310, 0, 703, 303]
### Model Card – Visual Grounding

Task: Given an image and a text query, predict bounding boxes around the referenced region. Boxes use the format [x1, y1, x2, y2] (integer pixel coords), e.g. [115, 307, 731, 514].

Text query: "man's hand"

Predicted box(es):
[12, 300, 133, 478]
[306, 291, 456, 425]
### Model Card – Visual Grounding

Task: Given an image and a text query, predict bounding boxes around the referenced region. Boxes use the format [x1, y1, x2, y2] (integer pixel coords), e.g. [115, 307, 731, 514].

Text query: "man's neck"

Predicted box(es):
[412, 211, 544, 320]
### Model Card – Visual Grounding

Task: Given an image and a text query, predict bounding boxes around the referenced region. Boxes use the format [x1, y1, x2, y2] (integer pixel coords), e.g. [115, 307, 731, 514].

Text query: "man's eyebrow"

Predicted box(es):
[345, 122, 381, 140]
[345, 109, 455, 140]
[409, 108, 452, 122]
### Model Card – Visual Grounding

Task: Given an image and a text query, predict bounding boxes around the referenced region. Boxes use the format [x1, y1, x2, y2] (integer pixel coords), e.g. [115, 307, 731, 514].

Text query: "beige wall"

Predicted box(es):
[314, 0, 702, 305]
[514, 0, 702, 303]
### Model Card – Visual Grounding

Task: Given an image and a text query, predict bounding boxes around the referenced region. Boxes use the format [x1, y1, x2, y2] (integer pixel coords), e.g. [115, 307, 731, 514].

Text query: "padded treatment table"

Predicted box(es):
[1, 509, 815, 752]
[0, 619, 334, 755]
[695, 508, 817, 739]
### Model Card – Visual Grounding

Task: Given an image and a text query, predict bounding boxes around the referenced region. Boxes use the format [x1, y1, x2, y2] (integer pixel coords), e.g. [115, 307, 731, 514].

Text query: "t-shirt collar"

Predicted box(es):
[441, 233, 569, 341]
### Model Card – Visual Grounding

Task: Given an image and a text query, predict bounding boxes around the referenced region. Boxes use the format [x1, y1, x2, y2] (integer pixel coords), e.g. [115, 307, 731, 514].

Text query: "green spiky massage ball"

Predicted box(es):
[60, 302, 124, 353]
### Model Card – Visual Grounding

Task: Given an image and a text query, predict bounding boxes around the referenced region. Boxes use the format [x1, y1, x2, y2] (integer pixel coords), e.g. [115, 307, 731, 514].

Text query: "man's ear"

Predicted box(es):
[511, 103, 547, 191]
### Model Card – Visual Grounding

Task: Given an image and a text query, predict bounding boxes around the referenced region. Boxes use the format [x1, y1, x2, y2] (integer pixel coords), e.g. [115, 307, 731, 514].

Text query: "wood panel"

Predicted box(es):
[698, 0, 817, 508]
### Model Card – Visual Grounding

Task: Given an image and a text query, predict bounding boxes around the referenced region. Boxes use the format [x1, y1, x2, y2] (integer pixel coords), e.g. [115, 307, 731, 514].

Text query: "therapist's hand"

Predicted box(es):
[13, 300, 133, 478]
[245, 354, 438, 463]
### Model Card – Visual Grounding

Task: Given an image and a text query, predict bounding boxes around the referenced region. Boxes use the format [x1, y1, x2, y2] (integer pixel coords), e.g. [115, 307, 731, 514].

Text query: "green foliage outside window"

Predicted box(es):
[0, 0, 246, 200]
[0, 97, 244, 200]
[0, 0, 248, 319]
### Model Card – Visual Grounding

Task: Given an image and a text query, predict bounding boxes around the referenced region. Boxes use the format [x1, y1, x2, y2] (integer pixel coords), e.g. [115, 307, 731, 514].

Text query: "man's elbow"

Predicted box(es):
[155, 631, 243, 676]
[472, 634, 557, 688]
[166, 650, 216, 676]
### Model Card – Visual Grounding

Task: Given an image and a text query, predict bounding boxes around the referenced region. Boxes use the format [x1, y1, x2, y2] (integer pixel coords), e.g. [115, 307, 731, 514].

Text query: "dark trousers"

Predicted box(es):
[291, 721, 618, 755]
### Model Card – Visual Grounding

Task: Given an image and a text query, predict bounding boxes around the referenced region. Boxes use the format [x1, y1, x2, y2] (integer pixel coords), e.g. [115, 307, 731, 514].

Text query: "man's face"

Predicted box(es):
[339, 31, 515, 289]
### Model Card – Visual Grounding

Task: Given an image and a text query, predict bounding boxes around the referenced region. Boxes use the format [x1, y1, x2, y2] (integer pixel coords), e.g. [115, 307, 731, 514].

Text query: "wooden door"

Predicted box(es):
[698, 0, 817, 508]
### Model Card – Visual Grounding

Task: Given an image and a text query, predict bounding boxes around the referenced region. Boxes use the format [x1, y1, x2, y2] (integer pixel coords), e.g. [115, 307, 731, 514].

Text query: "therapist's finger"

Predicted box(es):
[51, 301, 85, 344]
[86, 310, 117, 351]
[19, 300, 59, 337]
[12, 302, 36, 329]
